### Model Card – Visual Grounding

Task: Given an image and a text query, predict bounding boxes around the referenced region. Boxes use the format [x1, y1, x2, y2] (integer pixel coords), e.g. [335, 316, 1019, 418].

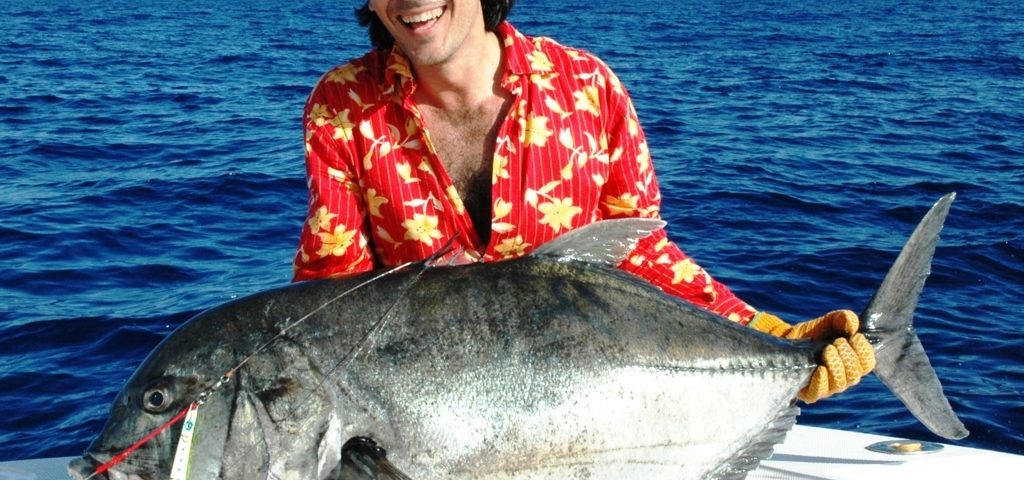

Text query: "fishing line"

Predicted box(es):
[86, 261, 416, 479]
[215, 238, 460, 476]
[222, 260, 418, 381]
[217, 257, 436, 476]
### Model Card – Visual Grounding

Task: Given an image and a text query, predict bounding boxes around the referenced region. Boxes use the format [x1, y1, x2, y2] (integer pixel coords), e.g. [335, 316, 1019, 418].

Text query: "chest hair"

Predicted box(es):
[418, 96, 512, 245]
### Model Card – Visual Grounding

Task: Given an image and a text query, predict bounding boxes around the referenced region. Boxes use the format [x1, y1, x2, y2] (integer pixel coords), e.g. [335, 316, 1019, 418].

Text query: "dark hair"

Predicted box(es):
[356, 1, 515, 50]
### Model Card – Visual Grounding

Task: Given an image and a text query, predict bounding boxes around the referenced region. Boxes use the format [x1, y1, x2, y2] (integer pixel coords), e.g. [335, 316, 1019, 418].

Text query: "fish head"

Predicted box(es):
[69, 315, 241, 480]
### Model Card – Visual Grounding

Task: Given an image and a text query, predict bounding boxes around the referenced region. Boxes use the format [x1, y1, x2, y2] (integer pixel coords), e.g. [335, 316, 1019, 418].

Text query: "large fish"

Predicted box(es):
[69, 194, 967, 480]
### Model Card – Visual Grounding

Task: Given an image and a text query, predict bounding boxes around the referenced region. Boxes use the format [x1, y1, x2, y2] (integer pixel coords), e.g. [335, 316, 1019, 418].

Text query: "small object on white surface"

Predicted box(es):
[866, 439, 944, 455]
[751, 425, 1024, 480]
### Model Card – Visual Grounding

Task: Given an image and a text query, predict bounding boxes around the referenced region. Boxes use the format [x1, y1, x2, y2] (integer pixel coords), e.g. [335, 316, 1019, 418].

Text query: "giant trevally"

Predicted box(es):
[68, 193, 967, 480]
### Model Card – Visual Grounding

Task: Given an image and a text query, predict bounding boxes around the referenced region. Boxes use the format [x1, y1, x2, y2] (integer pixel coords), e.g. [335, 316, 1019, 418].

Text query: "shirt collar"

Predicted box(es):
[380, 21, 548, 100]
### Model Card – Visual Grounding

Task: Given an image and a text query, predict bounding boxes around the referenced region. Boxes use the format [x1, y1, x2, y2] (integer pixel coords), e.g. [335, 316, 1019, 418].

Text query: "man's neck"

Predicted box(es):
[411, 30, 505, 112]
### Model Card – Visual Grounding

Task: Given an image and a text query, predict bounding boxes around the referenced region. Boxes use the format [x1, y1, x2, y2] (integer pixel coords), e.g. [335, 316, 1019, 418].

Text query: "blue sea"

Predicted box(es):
[1, 0, 1021, 463]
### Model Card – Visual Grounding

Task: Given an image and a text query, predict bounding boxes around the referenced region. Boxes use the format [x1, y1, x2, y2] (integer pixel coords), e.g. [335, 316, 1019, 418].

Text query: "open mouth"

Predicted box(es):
[399, 5, 446, 32]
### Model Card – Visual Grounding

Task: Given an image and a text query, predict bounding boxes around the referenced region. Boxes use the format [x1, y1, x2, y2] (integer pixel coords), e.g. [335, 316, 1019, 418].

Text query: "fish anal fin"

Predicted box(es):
[336, 437, 413, 480]
[532, 218, 666, 266]
[708, 403, 800, 480]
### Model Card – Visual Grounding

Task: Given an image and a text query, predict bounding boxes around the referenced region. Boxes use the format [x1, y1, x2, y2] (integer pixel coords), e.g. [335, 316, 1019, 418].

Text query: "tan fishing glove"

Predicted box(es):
[750, 310, 876, 403]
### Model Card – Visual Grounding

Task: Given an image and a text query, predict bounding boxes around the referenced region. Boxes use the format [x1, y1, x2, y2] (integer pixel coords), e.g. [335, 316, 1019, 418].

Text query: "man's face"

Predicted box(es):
[368, 0, 486, 67]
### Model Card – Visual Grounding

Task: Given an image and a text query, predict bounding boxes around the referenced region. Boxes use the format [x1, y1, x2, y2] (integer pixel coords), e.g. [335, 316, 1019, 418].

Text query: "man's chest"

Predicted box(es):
[415, 99, 510, 198]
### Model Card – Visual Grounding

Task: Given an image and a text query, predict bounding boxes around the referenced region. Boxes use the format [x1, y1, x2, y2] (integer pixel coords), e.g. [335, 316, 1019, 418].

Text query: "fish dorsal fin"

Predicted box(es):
[532, 218, 665, 266]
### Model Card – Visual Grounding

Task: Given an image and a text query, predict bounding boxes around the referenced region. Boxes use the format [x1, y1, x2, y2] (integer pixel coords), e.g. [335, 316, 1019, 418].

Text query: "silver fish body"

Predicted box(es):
[69, 195, 967, 480]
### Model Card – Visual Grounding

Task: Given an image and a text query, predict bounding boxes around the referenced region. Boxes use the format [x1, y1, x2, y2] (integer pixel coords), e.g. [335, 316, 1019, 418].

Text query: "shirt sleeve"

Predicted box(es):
[597, 67, 757, 324]
[292, 78, 375, 282]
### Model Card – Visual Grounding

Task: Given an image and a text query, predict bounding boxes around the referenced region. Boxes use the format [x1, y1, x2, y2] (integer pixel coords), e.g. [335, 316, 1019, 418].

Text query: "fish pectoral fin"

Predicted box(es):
[337, 437, 413, 480]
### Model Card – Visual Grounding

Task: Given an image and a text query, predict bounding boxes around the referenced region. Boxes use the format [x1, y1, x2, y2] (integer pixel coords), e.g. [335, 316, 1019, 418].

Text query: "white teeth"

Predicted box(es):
[401, 7, 444, 24]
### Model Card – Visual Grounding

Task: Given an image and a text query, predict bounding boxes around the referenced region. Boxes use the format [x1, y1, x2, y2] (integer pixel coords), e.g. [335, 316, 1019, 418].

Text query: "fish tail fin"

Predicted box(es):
[861, 192, 968, 440]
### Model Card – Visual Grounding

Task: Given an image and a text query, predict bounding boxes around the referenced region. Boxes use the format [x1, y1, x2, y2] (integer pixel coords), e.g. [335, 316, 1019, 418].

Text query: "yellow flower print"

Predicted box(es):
[445, 185, 466, 215]
[603, 193, 640, 216]
[375, 225, 399, 248]
[628, 254, 645, 267]
[558, 128, 575, 150]
[308, 206, 337, 235]
[493, 197, 513, 220]
[530, 73, 557, 90]
[495, 235, 531, 258]
[527, 50, 554, 72]
[326, 64, 365, 84]
[405, 117, 419, 137]
[327, 167, 360, 194]
[520, 114, 553, 148]
[560, 160, 574, 180]
[703, 272, 718, 301]
[418, 158, 437, 177]
[402, 213, 442, 245]
[358, 120, 376, 140]
[640, 204, 661, 218]
[525, 180, 562, 208]
[544, 96, 571, 119]
[671, 259, 700, 284]
[316, 225, 358, 257]
[575, 69, 606, 89]
[396, 161, 418, 183]
[538, 197, 582, 233]
[347, 90, 371, 111]
[573, 86, 601, 116]
[330, 109, 355, 141]
[387, 54, 413, 79]
[309, 104, 331, 127]
[637, 141, 650, 173]
[365, 188, 388, 218]
[492, 198, 515, 234]
[492, 153, 510, 184]
[608, 71, 625, 95]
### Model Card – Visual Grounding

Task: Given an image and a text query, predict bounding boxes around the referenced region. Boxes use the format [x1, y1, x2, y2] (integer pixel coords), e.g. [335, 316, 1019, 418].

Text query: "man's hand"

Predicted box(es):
[750, 310, 876, 403]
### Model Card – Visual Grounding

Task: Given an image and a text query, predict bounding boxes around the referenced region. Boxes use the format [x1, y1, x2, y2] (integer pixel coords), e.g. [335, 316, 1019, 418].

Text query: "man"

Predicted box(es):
[292, 0, 873, 403]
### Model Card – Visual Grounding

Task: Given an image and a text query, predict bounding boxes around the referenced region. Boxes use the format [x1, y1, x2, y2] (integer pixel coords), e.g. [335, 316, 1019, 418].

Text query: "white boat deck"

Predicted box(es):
[3, 425, 1021, 480]
[752, 425, 1022, 479]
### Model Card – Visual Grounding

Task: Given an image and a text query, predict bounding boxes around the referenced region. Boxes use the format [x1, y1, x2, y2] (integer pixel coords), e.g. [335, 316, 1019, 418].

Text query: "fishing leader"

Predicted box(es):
[291, 0, 873, 403]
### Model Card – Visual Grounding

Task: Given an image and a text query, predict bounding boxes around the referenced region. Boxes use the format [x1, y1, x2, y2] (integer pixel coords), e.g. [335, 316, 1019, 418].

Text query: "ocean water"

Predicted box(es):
[1, 0, 1021, 463]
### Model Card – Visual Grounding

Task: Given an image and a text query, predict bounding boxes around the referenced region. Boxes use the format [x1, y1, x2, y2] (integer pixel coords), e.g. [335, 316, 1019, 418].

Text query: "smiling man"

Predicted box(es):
[292, 0, 873, 404]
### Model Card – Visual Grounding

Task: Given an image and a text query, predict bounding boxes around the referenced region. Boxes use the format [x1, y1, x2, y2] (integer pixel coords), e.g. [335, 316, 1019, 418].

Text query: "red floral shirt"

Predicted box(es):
[293, 22, 756, 324]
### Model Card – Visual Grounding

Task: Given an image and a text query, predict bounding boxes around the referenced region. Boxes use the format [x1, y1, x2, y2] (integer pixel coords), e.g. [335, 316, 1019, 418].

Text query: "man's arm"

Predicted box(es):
[596, 67, 757, 323]
[292, 77, 375, 282]
[595, 64, 873, 403]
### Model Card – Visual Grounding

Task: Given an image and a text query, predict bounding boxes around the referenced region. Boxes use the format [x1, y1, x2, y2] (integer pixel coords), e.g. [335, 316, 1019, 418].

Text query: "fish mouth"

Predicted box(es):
[68, 454, 150, 480]
[68, 455, 105, 480]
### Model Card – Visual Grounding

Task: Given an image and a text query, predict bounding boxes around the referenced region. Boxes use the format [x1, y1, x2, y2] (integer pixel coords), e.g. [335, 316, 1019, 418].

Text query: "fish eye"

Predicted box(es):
[142, 387, 172, 413]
